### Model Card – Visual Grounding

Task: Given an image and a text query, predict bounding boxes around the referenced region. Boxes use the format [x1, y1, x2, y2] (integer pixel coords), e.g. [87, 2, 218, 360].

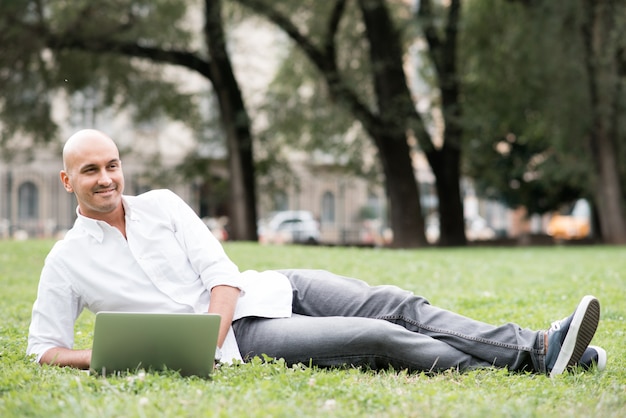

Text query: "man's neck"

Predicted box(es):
[80, 205, 127, 239]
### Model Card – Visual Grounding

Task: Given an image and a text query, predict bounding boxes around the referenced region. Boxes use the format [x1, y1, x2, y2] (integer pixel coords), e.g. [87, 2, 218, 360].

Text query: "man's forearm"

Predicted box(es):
[208, 285, 241, 347]
[40, 347, 92, 369]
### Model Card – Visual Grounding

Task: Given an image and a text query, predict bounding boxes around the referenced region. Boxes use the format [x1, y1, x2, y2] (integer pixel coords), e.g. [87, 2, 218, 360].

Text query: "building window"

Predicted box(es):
[69, 88, 99, 128]
[18, 181, 38, 219]
[273, 191, 288, 212]
[321, 191, 335, 224]
[359, 192, 382, 221]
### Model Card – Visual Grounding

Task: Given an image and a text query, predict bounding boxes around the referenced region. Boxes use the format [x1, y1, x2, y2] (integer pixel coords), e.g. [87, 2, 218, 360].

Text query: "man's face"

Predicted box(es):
[60, 136, 125, 220]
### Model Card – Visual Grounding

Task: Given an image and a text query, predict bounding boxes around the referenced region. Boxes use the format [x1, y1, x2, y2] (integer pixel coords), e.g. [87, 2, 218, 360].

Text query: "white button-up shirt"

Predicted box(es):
[27, 189, 293, 363]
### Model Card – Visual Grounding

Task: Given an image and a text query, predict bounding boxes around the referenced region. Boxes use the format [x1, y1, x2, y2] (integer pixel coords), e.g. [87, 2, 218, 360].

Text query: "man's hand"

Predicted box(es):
[40, 347, 92, 369]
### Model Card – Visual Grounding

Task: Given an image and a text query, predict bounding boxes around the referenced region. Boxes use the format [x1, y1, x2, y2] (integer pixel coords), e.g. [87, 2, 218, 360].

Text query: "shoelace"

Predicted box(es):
[550, 318, 565, 332]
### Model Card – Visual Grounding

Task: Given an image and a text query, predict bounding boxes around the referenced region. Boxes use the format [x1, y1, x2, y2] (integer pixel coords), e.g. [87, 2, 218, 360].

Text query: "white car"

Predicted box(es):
[258, 211, 320, 245]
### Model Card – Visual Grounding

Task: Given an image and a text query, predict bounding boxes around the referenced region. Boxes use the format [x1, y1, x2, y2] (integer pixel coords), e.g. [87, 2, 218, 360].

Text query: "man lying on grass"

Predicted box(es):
[27, 129, 607, 377]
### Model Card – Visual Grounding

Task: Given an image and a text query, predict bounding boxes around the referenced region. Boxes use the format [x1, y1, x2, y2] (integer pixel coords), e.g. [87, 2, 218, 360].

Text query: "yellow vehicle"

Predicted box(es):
[547, 200, 591, 240]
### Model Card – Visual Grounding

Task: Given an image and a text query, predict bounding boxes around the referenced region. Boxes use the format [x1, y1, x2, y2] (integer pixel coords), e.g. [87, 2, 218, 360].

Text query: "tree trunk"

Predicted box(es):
[205, 0, 258, 241]
[372, 131, 427, 248]
[428, 146, 466, 246]
[419, 0, 467, 246]
[358, 0, 427, 247]
[581, 0, 626, 244]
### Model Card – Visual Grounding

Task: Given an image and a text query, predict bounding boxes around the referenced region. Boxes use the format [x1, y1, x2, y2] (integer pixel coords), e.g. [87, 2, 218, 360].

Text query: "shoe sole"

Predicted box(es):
[549, 295, 600, 377]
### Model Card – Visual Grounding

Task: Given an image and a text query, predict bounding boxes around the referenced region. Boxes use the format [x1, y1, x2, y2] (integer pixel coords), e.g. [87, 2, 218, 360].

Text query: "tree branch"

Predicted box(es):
[44, 32, 213, 82]
[416, 0, 443, 74]
[235, 0, 379, 134]
[235, 0, 326, 64]
[323, 0, 347, 64]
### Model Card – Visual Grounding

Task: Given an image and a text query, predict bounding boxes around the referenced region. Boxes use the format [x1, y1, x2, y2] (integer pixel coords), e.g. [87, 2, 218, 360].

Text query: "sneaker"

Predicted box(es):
[577, 345, 607, 371]
[546, 295, 600, 378]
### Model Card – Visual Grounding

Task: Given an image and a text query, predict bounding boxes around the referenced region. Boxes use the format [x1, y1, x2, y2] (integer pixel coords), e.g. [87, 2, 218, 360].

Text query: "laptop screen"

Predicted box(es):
[90, 312, 221, 377]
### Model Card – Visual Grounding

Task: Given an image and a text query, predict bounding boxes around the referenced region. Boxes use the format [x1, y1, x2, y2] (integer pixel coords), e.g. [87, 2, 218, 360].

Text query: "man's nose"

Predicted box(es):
[97, 169, 112, 185]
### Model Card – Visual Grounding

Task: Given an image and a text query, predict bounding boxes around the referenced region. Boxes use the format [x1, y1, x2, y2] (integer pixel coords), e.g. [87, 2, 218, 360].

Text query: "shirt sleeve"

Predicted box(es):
[165, 190, 245, 293]
[26, 252, 85, 362]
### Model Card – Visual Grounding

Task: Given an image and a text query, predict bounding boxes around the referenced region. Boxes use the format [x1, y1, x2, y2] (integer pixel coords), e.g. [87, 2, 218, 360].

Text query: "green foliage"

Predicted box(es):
[0, 0, 203, 156]
[45, 0, 193, 48]
[460, 0, 626, 214]
[0, 1, 56, 152]
[2, 240, 626, 417]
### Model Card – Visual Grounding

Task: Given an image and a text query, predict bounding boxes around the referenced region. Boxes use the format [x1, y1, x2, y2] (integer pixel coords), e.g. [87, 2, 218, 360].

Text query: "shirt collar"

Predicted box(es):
[74, 196, 134, 242]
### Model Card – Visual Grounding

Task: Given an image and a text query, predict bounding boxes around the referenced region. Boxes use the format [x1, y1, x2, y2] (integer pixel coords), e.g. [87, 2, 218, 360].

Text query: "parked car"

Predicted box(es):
[258, 211, 320, 245]
[547, 199, 591, 240]
[425, 214, 495, 244]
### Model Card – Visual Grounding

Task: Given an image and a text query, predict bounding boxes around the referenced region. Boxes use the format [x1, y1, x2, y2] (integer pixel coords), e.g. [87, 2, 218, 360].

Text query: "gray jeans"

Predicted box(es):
[231, 269, 547, 373]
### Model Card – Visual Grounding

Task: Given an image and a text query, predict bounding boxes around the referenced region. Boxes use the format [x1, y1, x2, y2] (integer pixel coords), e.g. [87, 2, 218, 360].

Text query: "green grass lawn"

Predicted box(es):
[1, 240, 625, 417]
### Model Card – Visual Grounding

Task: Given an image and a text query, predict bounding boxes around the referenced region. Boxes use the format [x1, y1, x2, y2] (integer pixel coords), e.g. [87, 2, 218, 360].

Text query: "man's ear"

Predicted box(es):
[60, 170, 73, 193]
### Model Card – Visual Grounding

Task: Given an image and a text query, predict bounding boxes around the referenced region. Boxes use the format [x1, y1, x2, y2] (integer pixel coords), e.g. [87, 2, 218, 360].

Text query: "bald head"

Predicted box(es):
[60, 129, 125, 220]
[63, 129, 119, 173]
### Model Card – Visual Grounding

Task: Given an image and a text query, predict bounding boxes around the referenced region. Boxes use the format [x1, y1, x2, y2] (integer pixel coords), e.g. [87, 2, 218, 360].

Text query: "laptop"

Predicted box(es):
[90, 312, 221, 377]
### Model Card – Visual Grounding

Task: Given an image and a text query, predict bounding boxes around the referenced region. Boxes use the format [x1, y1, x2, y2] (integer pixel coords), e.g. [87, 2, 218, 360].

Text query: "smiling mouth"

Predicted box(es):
[94, 187, 117, 195]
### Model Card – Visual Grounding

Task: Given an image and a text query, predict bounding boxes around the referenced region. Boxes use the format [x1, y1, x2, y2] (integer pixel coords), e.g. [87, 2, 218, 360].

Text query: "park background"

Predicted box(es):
[1, 1, 625, 417]
[2, 0, 626, 248]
